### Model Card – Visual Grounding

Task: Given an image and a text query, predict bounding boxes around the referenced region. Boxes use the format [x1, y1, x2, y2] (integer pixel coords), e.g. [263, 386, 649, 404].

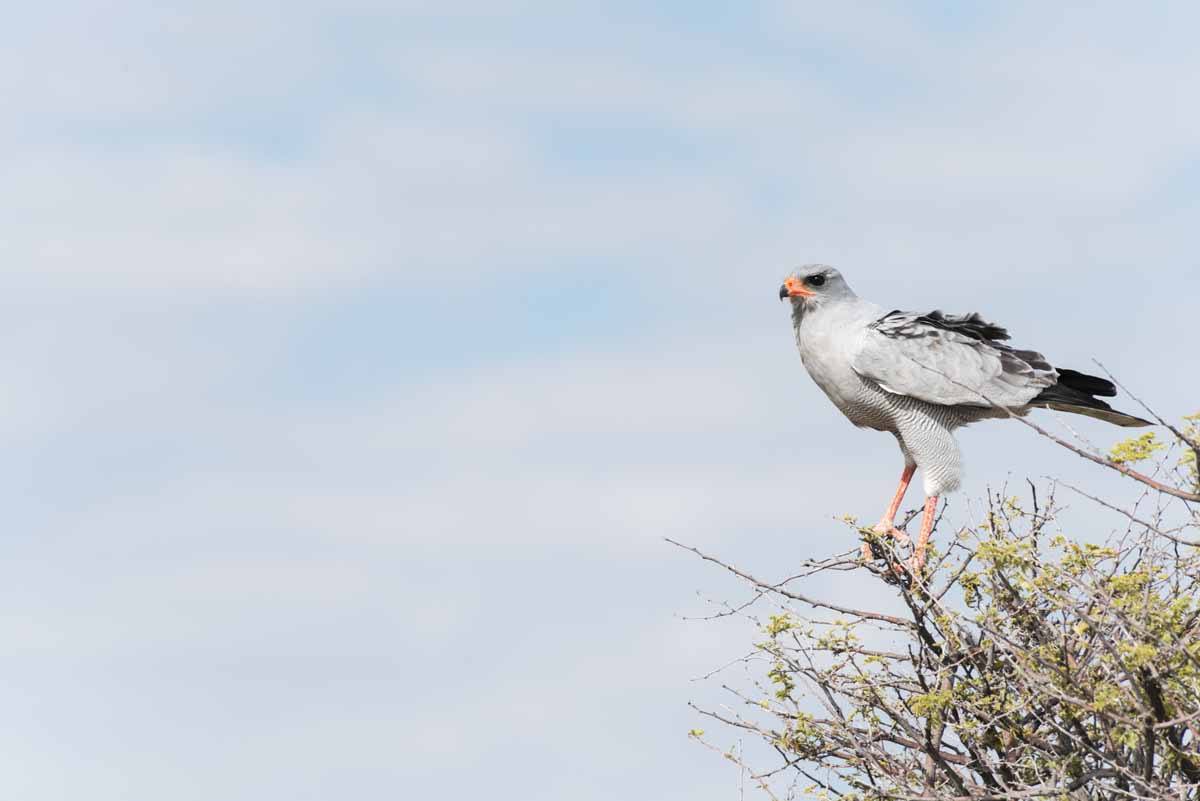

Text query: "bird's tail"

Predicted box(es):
[1030, 368, 1152, 428]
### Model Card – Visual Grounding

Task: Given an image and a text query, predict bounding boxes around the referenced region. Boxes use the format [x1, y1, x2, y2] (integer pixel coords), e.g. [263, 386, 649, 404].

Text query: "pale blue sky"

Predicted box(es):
[2, 2, 1199, 799]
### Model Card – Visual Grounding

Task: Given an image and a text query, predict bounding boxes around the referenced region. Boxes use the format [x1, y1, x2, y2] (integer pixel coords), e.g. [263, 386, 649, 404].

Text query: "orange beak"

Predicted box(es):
[780, 276, 814, 299]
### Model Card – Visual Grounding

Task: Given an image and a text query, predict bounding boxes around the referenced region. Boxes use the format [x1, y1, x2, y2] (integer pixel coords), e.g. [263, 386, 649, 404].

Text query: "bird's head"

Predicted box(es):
[779, 265, 854, 310]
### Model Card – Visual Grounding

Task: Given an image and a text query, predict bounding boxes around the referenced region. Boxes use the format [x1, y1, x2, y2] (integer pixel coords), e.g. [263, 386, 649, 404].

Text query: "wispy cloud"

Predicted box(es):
[2, 3, 1198, 800]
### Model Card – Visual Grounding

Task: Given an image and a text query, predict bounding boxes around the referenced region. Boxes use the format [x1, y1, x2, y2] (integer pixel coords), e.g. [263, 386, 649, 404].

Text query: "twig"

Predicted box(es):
[665, 538, 916, 629]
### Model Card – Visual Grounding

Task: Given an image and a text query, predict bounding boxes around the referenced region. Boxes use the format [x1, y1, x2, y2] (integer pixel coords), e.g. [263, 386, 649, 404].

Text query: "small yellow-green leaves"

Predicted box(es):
[768, 662, 795, 700]
[777, 713, 823, 756]
[1182, 412, 1200, 484]
[815, 622, 859, 652]
[1106, 570, 1150, 596]
[1108, 432, 1165, 465]
[975, 537, 1035, 571]
[765, 613, 794, 637]
[1061, 542, 1118, 574]
[1118, 642, 1158, 669]
[909, 688, 953, 719]
[958, 571, 981, 606]
[688, 728, 704, 738]
[1117, 727, 1141, 750]
[1092, 683, 1123, 712]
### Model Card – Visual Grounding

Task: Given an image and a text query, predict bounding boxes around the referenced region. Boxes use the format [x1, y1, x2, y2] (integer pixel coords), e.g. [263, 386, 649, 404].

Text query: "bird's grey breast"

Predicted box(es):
[794, 301, 894, 430]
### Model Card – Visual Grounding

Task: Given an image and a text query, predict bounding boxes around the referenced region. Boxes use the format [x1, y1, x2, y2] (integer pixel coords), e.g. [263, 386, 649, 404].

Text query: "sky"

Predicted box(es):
[2, 2, 1200, 799]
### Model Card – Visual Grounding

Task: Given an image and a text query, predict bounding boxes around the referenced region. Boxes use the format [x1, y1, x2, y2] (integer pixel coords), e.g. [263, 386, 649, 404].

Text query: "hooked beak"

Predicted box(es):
[779, 276, 814, 300]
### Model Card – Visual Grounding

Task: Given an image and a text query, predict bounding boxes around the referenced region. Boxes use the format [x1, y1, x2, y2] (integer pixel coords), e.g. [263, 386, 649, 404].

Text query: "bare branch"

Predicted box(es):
[679, 459, 1200, 800]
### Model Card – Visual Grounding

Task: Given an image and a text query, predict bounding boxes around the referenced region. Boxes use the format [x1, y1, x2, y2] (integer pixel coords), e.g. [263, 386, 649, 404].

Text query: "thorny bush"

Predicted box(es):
[680, 411, 1200, 800]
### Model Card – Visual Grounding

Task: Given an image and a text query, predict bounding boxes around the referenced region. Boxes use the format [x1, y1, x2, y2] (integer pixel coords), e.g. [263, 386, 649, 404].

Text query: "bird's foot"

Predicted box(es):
[861, 520, 909, 562]
[871, 521, 911, 546]
[877, 560, 912, 589]
[861, 537, 899, 563]
[904, 555, 927, 583]
[860, 539, 911, 586]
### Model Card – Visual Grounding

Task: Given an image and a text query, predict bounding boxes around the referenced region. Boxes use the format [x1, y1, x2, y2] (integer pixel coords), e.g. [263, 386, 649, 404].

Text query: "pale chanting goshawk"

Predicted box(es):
[780, 265, 1149, 576]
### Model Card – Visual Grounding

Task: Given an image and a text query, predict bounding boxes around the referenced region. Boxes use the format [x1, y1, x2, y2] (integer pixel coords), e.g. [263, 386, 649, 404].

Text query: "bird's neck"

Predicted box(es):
[791, 298, 833, 329]
[790, 301, 809, 328]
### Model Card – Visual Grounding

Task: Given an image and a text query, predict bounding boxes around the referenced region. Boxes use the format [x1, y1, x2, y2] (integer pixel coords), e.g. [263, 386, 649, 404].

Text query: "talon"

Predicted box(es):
[880, 561, 911, 588]
[871, 522, 911, 546]
[860, 535, 890, 561]
[860, 536, 911, 585]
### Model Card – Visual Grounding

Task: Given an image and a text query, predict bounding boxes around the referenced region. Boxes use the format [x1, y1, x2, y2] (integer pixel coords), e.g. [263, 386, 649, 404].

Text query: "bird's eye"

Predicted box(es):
[806, 274, 826, 287]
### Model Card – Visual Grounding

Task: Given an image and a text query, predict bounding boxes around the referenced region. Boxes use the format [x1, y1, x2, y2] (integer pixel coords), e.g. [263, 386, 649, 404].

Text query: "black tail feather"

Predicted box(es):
[1055, 368, 1117, 398]
[1031, 366, 1150, 428]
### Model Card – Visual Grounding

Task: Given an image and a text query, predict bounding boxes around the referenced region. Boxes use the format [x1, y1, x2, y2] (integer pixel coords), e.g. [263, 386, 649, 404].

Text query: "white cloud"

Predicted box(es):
[3, 5, 1200, 799]
[6, 1, 1199, 299]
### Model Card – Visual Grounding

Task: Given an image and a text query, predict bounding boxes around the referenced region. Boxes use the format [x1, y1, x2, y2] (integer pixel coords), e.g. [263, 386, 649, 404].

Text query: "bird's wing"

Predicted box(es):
[850, 310, 1057, 408]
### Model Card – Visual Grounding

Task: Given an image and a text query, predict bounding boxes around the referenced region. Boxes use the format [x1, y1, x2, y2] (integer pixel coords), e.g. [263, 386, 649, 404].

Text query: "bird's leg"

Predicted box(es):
[906, 495, 940, 575]
[875, 465, 916, 542]
[861, 464, 916, 560]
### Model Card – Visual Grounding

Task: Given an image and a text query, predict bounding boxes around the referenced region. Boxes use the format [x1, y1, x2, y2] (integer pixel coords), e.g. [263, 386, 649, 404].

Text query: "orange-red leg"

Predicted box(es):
[861, 464, 916, 560]
[907, 495, 940, 575]
[878, 464, 916, 538]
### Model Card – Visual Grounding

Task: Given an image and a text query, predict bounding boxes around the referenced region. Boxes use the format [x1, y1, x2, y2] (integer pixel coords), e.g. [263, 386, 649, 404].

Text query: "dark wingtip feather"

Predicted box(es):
[1055, 368, 1117, 397]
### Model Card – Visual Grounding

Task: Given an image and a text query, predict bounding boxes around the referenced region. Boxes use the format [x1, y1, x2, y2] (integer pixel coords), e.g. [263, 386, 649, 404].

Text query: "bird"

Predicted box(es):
[780, 265, 1149, 576]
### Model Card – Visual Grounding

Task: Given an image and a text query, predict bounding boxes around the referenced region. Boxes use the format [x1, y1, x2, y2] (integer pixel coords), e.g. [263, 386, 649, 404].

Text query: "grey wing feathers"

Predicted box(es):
[851, 310, 1057, 408]
[912, 309, 1011, 342]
